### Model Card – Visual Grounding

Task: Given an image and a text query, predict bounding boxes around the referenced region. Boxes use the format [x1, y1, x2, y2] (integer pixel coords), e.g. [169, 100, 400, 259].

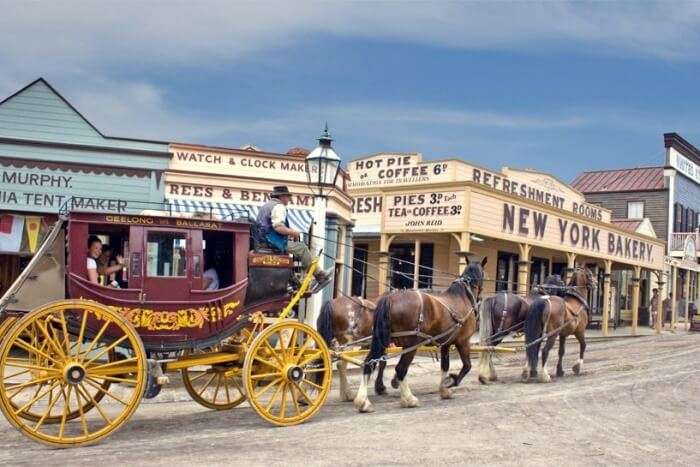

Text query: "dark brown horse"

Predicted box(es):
[317, 295, 387, 401]
[354, 258, 486, 412]
[523, 267, 596, 382]
[477, 275, 566, 384]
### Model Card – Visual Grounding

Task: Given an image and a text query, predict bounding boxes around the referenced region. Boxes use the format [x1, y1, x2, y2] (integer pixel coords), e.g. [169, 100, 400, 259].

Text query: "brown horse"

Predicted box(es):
[354, 258, 485, 412]
[316, 295, 387, 401]
[477, 275, 566, 384]
[523, 267, 597, 382]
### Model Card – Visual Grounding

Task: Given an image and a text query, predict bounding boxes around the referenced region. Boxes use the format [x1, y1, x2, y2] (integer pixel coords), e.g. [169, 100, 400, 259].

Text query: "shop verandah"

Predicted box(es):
[350, 231, 688, 336]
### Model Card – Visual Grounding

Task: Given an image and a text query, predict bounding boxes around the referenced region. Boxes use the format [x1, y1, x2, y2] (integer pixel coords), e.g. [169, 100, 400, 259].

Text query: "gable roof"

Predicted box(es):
[0, 78, 168, 154]
[571, 166, 665, 193]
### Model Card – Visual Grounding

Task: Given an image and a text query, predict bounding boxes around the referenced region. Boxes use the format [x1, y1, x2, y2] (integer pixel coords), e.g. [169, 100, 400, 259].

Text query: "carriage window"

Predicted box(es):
[147, 232, 187, 277]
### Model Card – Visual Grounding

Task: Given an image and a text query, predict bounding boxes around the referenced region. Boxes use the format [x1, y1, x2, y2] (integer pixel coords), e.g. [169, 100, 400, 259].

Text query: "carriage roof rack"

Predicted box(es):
[58, 197, 252, 223]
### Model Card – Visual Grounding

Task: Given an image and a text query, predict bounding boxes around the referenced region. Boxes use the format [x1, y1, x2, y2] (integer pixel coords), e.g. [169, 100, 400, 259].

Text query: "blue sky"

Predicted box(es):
[1, 1, 700, 181]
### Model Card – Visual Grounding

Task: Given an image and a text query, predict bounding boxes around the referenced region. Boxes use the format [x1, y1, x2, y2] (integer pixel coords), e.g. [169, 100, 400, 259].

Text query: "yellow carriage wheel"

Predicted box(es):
[181, 347, 246, 410]
[0, 300, 147, 448]
[243, 321, 332, 426]
[11, 319, 112, 424]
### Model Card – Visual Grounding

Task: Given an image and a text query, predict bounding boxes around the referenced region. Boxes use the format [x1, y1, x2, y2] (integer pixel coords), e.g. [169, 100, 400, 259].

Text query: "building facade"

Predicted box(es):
[572, 133, 700, 330]
[0, 78, 170, 294]
[349, 153, 665, 335]
[165, 142, 354, 305]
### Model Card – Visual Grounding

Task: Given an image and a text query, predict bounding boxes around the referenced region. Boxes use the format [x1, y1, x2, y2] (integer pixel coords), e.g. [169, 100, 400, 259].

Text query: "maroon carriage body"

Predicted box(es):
[66, 212, 292, 351]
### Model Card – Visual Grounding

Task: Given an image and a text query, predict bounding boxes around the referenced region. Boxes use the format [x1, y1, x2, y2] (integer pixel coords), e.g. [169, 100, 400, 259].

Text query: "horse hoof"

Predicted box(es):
[391, 377, 399, 390]
[354, 398, 374, 413]
[440, 387, 453, 400]
[489, 375, 498, 382]
[342, 391, 355, 402]
[400, 396, 420, 408]
[375, 385, 387, 396]
[556, 369, 564, 378]
[538, 373, 551, 383]
[572, 361, 582, 375]
[479, 375, 489, 385]
[521, 370, 529, 382]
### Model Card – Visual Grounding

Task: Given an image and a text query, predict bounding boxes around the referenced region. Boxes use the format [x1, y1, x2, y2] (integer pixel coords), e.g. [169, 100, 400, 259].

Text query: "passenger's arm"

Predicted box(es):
[271, 204, 300, 240]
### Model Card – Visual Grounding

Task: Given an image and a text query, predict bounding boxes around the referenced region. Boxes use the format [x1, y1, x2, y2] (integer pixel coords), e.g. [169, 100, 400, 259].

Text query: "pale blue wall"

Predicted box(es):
[0, 79, 169, 214]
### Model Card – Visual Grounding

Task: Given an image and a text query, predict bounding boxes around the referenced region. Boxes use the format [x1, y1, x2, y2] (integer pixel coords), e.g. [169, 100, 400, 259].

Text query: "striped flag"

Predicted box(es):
[0, 214, 24, 252]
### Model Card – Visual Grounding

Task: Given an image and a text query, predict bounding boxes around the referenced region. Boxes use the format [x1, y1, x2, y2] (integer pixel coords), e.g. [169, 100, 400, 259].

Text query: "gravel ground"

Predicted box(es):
[1, 333, 698, 466]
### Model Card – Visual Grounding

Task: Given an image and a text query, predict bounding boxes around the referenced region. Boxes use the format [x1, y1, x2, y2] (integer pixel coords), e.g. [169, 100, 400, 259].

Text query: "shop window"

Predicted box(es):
[147, 232, 187, 277]
[418, 243, 434, 289]
[390, 244, 415, 290]
[627, 201, 644, 219]
[202, 231, 234, 288]
[351, 244, 368, 297]
[674, 203, 685, 232]
[529, 257, 550, 287]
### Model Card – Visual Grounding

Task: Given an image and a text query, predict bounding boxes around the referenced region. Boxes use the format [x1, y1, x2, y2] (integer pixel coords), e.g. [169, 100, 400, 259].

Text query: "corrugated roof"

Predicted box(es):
[571, 167, 665, 193]
[611, 219, 643, 234]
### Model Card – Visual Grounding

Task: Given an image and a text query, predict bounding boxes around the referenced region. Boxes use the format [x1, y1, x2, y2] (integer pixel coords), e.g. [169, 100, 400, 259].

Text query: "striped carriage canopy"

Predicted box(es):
[166, 198, 314, 233]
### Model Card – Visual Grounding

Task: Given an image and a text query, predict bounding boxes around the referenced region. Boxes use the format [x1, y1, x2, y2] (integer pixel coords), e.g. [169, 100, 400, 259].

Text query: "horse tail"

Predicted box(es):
[525, 298, 548, 371]
[316, 299, 335, 347]
[365, 295, 392, 371]
[479, 296, 493, 345]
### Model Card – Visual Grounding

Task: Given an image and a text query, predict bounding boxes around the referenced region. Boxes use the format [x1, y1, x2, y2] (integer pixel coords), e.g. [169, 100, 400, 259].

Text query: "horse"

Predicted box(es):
[523, 267, 597, 382]
[477, 274, 566, 384]
[316, 295, 387, 401]
[353, 257, 486, 413]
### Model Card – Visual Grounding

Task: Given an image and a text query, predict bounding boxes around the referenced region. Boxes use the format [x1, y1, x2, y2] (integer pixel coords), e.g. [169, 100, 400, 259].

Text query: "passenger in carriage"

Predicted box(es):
[203, 253, 220, 291]
[256, 186, 333, 293]
[87, 235, 125, 286]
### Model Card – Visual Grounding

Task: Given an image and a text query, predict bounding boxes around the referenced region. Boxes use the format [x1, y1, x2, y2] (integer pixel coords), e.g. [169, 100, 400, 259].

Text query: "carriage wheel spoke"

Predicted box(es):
[87, 357, 137, 376]
[84, 335, 129, 367]
[57, 310, 71, 355]
[293, 337, 311, 362]
[290, 384, 302, 416]
[4, 358, 58, 373]
[302, 367, 327, 374]
[212, 374, 222, 403]
[278, 383, 288, 417]
[32, 384, 62, 432]
[197, 373, 217, 397]
[250, 371, 281, 380]
[302, 378, 324, 390]
[95, 375, 137, 385]
[253, 355, 280, 371]
[4, 369, 31, 380]
[13, 380, 59, 414]
[74, 387, 89, 437]
[262, 339, 285, 368]
[254, 377, 282, 399]
[292, 381, 313, 404]
[187, 370, 211, 383]
[6, 374, 57, 395]
[264, 381, 285, 412]
[224, 376, 231, 404]
[285, 329, 298, 362]
[33, 318, 66, 361]
[76, 307, 89, 350]
[58, 385, 71, 439]
[15, 337, 62, 367]
[77, 383, 111, 425]
[84, 377, 129, 406]
[79, 320, 111, 361]
[298, 350, 323, 368]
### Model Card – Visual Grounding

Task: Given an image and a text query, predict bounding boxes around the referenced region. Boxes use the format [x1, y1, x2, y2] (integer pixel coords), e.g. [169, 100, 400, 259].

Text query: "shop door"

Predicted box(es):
[142, 228, 191, 303]
[390, 244, 415, 290]
[496, 252, 518, 292]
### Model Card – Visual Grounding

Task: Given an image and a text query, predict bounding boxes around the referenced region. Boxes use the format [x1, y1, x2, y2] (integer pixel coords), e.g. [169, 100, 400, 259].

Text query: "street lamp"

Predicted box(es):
[304, 124, 342, 325]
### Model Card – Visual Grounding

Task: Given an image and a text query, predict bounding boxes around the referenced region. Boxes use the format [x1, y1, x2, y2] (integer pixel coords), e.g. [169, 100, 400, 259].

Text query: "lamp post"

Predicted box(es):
[305, 124, 341, 326]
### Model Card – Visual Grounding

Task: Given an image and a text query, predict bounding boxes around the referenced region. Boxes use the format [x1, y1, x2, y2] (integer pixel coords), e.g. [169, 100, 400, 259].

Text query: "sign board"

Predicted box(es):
[166, 182, 315, 208]
[348, 153, 610, 222]
[669, 147, 700, 184]
[383, 190, 466, 233]
[468, 191, 664, 269]
[348, 153, 454, 189]
[170, 145, 343, 189]
[0, 163, 151, 214]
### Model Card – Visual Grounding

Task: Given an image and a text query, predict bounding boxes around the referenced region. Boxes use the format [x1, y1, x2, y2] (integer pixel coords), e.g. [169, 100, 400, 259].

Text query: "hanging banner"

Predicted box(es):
[0, 214, 25, 252]
[25, 216, 42, 253]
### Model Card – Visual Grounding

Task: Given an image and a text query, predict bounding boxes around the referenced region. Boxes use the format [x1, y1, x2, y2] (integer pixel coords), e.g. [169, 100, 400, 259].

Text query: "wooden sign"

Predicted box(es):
[383, 190, 466, 233]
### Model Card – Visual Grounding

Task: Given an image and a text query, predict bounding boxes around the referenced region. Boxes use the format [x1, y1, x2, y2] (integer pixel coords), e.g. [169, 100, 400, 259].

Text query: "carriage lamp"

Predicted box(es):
[305, 123, 341, 198]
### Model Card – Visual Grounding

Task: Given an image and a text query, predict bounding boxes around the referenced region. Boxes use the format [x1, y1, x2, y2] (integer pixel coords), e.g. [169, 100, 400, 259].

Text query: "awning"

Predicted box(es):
[167, 199, 314, 233]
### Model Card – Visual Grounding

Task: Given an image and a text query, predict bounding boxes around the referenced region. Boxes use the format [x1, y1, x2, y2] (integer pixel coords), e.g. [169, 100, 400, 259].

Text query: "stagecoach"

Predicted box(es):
[0, 202, 334, 447]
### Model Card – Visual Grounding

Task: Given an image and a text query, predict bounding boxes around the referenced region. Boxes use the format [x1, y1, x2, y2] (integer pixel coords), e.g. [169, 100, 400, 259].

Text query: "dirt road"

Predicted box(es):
[1, 333, 698, 466]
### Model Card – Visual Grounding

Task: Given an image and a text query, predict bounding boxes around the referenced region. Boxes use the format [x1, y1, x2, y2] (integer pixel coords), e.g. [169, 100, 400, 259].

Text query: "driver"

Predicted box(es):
[256, 186, 332, 292]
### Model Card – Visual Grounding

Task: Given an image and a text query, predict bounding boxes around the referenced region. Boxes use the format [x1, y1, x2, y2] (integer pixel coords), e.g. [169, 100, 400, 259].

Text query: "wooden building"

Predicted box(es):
[349, 152, 666, 335]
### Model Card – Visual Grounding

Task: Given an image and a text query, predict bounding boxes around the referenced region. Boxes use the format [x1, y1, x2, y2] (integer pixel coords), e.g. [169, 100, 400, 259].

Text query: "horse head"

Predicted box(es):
[457, 256, 488, 304]
[570, 266, 596, 292]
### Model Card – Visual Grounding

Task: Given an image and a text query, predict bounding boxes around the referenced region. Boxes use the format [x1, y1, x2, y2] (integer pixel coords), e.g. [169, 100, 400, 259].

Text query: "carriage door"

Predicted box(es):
[142, 228, 191, 302]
